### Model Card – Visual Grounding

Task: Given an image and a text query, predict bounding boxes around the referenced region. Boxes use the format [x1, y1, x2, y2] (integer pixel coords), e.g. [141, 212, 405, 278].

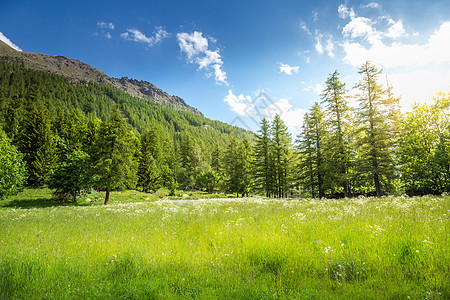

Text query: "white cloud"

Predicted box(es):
[300, 22, 312, 35]
[265, 98, 306, 136]
[326, 38, 335, 57]
[342, 21, 450, 68]
[121, 27, 170, 47]
[279, 62, 299, 75]
[314, 83, 324, 95]
[177, 31, 228, 86]
[389, 68, 450, 111]
[338, 4, 356, 20]
[364, 2, 380, 9]
[385, 19, 405, 39]
[176, 31, 208, 59]
[312, 11, 319, 22]
[224, 90, 252, 116]
[105, 32, 112, 39]
[342, 17, 381, 44]
[0, 32, 22, 51]
[97, 21, 115, 30]
[315, 32, 324, 54]
[315, 31, 335, 57]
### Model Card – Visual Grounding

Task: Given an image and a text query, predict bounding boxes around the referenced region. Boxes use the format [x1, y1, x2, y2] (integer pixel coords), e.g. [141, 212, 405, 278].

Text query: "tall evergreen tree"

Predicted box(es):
[355, 61, 395, 197]
[93, 106, 138, 204]
[321, 70, 351, 197]
[252, 118, 274, 197]
[18, 106, 56, 186]
[138, 124, 176, 192]
[270, 115, 291, 198]
[296, 104, 327, 198]
[223, 137, 251, 196]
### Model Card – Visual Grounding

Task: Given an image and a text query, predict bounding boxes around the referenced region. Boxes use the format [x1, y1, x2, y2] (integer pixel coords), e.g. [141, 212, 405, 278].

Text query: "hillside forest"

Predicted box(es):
[0, 57, 449, 203]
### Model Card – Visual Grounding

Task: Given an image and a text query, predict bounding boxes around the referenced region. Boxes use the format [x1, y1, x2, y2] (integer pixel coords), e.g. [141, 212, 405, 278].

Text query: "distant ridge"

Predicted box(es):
[0, 40, 202, 115]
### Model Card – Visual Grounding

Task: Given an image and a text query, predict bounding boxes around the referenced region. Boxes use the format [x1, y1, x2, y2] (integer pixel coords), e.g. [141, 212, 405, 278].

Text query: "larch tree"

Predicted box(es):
[93, 106, 138, 205]
[18, 106, 56, 187]
[296, 104, 327, 198]
[252, 118, 274, 197]
[355, 61, 395, 197]
[270, 115, 292, 198]
[223, 137, 251, 197]
[321, 70, 352, 197]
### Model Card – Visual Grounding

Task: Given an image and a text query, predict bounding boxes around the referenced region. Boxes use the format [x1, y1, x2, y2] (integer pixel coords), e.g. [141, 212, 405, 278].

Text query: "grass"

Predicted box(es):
[0, 189, 449, 299]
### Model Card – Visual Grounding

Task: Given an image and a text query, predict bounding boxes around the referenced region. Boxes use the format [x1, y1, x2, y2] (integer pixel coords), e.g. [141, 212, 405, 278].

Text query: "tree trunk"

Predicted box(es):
[374, 173, 381, 197]
[104, 189, 110, 205]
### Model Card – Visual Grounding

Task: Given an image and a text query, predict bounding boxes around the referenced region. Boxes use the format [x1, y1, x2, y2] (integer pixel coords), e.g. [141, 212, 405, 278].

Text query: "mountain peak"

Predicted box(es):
[0, 40, 201, 115]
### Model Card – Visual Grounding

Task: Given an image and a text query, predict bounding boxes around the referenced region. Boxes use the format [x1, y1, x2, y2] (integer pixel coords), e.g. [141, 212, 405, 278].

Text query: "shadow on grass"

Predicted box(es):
[1, 198, 81, 209]
[0, 188, 94, 210]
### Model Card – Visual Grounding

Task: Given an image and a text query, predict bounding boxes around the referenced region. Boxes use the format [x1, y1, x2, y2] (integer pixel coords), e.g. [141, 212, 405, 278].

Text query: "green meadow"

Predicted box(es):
[0, 189, 449, 299]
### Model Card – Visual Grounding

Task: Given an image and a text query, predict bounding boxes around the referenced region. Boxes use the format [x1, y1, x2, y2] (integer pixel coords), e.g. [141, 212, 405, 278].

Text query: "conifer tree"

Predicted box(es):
[252, 118, 273, 197]
[223, 137, 251, 196]
[296, 104, 327, 198]
[270, 115, 292, 198]
[93, 106, 138, 204]
[18, 106, 56, 186]
[321, 70, 351, 197]
[296, 113, 317, 197]
[355, 61, 395, 197]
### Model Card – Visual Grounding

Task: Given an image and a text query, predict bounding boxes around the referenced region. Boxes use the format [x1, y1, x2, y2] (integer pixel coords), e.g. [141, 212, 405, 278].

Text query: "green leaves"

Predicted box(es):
[0, 128, 27, 199]
[93, 107, 138, 204]
[47, 150, 93, 201]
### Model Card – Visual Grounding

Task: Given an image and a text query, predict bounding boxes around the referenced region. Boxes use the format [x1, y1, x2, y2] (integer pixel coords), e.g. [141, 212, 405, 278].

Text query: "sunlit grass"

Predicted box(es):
[0, 190, 449, 299]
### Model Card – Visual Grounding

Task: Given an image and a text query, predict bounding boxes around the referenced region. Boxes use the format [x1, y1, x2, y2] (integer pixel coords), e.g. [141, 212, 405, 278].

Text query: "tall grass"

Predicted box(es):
[0, 190, 448, 299]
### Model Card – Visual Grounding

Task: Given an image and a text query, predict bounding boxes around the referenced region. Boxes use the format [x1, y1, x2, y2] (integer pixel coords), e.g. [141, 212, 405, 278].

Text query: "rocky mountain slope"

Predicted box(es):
[0, 40, 201, 115]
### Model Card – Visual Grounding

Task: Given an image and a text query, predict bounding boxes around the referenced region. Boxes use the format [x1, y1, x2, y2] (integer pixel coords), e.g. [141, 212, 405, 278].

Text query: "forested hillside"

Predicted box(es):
[0, 40, 201, 115]
[0, 57, 254, 201]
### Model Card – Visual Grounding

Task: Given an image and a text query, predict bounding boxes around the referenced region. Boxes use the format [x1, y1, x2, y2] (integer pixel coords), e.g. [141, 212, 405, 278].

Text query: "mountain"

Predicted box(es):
[0, 40, 201, 115]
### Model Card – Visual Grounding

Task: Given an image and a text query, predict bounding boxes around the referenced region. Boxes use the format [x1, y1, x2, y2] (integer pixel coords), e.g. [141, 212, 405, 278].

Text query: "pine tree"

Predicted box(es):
[321, 70, 351, 197]
[93, 106, 138, 204]
[355, 61, 395, 197]
[223, 137, 251, 196]
[18, 106, 56, 186]
[296, 104, 327, 198]
[270, 115, 292, 198]
[296, 113, 316, 197]
[252, 118, 273, 197]
[138, 128, 162, 192]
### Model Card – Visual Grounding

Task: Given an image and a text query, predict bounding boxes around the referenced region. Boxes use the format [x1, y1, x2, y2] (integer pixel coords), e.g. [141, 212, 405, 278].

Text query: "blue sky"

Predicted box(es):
[1, 0, 449, 134]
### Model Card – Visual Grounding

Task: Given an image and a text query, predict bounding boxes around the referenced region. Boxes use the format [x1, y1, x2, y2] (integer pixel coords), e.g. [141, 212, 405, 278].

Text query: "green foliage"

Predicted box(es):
[399, 92, 450, 194]
[47, 150, 93, 202]
[0, 127, 27, 199]
[196, 170, 220, 193]
[296, 103, 327, 198]
[92, 107, 138, 204]
[355, 61, 396, 196]
[18, 106, 56, 187]
[223, 137, 252, 196]
[321, 70, 352, 196]
[270, 114, 292, 198]
[252, 118, 274, 197]
[137, 125, 175, 192]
